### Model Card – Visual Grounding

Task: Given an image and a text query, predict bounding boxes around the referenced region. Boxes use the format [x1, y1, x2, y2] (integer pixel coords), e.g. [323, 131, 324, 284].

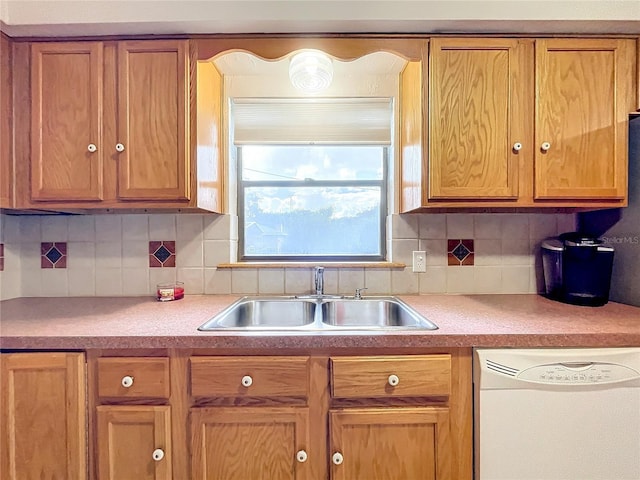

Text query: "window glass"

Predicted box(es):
[239, 145, 387, 260]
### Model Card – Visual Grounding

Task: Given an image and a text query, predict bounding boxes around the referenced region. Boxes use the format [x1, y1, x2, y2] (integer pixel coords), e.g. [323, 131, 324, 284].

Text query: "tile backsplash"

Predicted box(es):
[149, 241, 176, 268]
[0, 212, 575, 300]
[447, 239, 474, 266]
[41, 242, 67, 268]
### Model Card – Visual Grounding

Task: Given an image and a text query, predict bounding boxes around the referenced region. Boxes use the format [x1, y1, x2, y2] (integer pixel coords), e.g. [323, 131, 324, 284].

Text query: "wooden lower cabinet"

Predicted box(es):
[96, 406, 172, 480]
[330, 407, 451, 480]
[3, 350, 470, 479]
[190, 407, 311, 480]
[0, 352, 86, 480]
[329, 354, 460, 480]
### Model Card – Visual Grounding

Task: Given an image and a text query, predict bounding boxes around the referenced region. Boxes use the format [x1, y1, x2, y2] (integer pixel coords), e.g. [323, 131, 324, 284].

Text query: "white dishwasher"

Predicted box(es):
[474, 348, 640, 480]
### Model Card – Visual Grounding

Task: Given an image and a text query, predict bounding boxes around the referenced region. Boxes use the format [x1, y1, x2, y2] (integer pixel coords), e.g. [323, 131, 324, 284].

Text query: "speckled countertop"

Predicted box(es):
[1, 294, 639, 350]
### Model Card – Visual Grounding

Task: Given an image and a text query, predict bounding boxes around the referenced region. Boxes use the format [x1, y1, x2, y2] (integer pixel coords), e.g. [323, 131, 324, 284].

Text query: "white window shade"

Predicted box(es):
[231, 98, 392, 145]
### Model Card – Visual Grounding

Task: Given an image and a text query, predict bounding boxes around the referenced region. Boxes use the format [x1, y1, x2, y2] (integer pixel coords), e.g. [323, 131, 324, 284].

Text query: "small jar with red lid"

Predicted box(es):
[156, 282, 185, 301]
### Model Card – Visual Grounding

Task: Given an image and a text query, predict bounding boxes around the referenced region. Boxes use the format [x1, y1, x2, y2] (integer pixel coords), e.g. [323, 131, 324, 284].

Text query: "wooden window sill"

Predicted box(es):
[217, 262, 406, 269]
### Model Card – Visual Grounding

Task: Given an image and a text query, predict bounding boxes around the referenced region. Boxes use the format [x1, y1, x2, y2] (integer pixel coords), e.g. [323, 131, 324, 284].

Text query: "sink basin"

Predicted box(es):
[198, 297, 316, 331]
[198, 295, 438, 331]
[321, 297, 438, 330]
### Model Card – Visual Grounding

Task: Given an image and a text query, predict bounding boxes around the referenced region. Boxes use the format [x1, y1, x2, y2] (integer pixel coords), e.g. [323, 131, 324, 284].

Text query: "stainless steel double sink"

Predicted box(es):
[198, 296, 438, 331]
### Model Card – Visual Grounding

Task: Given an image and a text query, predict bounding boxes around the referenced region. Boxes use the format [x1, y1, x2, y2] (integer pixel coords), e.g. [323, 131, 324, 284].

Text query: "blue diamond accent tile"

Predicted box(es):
[45, 246, 63, 264]
[452, 243, 470, 262]
[154, 245, 172, 264]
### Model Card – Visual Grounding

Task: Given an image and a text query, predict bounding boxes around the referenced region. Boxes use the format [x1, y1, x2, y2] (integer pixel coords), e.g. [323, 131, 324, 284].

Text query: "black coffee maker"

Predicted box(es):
[541, 232, 615, 306]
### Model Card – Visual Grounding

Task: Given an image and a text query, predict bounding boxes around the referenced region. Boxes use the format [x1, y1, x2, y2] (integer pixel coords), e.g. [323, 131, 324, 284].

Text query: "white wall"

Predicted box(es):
[2, 1, 639, 37]
[0, 212, 575, 300]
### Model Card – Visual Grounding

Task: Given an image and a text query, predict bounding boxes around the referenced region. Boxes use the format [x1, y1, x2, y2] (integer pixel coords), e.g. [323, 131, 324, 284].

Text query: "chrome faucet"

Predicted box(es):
[314, 266, 324, 296]
[354, 287, 368, 299]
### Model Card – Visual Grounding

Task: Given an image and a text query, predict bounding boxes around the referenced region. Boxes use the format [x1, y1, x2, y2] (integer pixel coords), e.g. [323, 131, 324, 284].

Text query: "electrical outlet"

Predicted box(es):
[412, 251, 426, 273]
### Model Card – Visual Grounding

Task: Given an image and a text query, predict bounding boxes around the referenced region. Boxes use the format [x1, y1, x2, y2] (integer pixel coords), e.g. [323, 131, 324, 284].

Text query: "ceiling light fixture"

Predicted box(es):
[289, 50, 333, 94]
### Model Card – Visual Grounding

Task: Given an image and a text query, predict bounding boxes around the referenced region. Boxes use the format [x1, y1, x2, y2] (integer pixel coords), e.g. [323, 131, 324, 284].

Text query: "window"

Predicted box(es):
[239, 145, 387, 261]
[233, 98, 392, 262]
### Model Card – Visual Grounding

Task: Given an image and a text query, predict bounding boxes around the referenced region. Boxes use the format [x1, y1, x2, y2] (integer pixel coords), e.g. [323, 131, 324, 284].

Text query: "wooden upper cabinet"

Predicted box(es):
[17, 39, 218, 211]
[329, 407, 451, 480]
[1, 352, 86, 480]
[1, 35, 13, 208]
[637, 37, 640, 111]
[399, 42, 428, 212]
[30, 42, 104, 201]
[429, 38, 526, 200]
[196, 60, 224, 213]
[534, 39, 634, 200]
[403, 36, 636, 210]
[117, 40, 190, 201]
[96, 406, 172, 480]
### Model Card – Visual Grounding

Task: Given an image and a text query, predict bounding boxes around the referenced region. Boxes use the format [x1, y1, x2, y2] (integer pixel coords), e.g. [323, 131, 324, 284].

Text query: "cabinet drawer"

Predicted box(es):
[330, 355, 451, 398]
[190, 356, 310, 398]
[97, 357, 170, 399]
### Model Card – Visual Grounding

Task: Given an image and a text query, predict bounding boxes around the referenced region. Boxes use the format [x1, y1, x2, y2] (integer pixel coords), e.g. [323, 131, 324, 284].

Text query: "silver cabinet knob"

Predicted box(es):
[388, 374, 400, 386]
[241, 375, 253, 387]
[541, 142, 551, 152]
[121, 375, 134, 388]
[332, 452, 344, 465]
[115, 143, 125, 152]
[152, 449, 164, 461]
[296, 450, 308, 463]
[87, 143, 97, 153]
[512, 142, 522, 152]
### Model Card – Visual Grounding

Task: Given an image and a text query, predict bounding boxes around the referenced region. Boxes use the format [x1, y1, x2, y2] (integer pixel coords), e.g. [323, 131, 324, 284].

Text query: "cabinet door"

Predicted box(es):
[31, 42, 103, 201]
[0, 352, 86, 480]
[1, 35, 12, 208]
[429, 38, 526, 200]
[330, 407, 450, 480]
[535, 39, 634, 200]
[191, 407, 311, 480]
[117, 40, 190, 201]
[96, 406, 171, 480]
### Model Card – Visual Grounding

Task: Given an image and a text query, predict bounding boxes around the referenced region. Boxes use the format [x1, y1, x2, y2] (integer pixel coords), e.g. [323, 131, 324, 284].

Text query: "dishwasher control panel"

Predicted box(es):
[518, 363, 640, 384]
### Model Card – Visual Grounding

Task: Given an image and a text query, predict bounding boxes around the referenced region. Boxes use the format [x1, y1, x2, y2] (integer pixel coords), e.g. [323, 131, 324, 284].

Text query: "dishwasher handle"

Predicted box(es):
[558, 362, 595, 371]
